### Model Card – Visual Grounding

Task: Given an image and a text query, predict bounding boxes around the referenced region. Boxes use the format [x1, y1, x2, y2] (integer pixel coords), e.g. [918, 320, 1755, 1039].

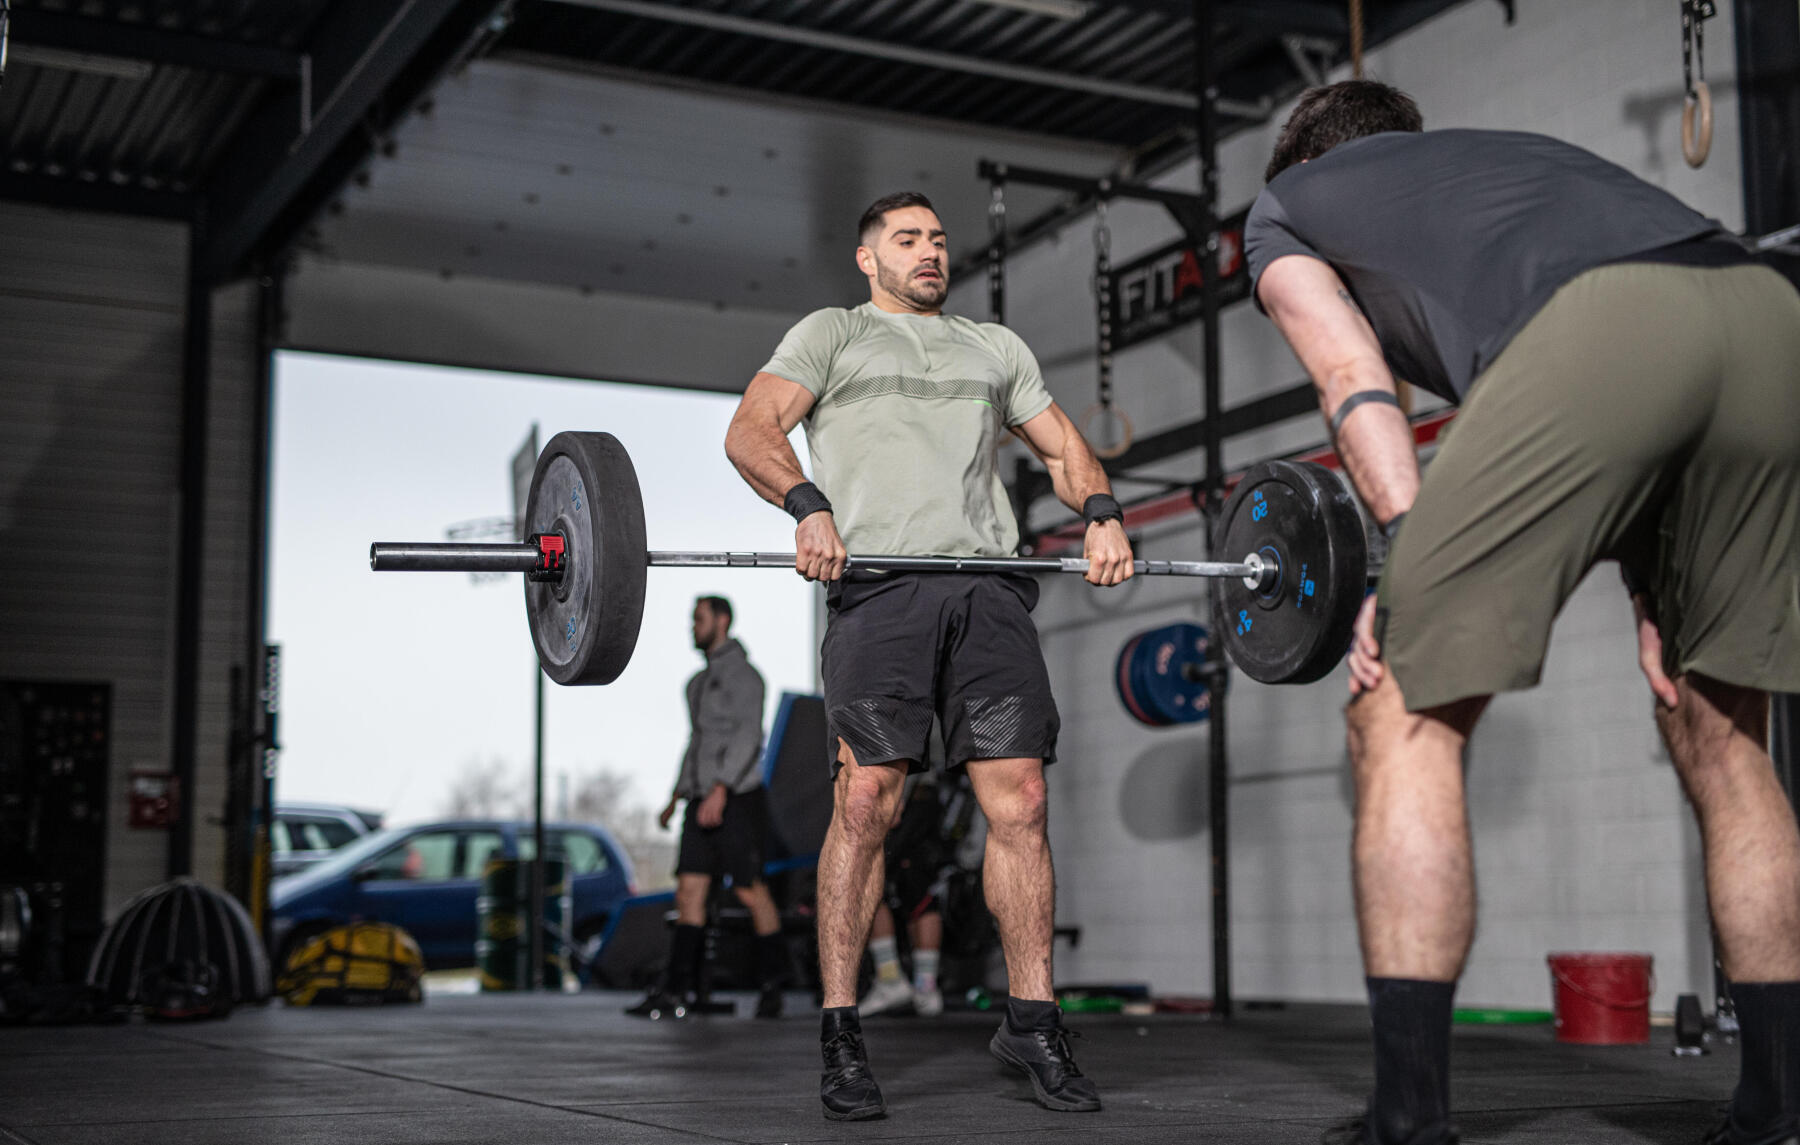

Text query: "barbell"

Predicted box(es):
[369, 431, 1379, 687]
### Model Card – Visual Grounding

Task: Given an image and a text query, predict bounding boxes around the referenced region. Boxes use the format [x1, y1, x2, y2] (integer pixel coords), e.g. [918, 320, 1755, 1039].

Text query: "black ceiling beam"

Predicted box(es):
[0, 170, 197, 222]
[8, 9, 303, 79]
[1087, 0, 1348, 36]
[201, 0, 506, 283]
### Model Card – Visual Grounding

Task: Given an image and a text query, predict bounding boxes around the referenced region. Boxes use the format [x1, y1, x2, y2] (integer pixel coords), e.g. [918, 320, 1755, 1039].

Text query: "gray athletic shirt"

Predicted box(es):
[760, 303, 1054, 558]
[1244, 129, 1729, 402]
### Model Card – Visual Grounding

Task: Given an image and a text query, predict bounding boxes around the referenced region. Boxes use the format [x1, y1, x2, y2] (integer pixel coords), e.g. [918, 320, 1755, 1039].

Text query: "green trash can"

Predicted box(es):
[477, 858, 570, 991]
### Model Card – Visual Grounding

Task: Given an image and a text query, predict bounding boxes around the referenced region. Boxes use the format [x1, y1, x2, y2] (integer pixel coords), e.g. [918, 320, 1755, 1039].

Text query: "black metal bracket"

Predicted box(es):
[978, 159, 1216, 247]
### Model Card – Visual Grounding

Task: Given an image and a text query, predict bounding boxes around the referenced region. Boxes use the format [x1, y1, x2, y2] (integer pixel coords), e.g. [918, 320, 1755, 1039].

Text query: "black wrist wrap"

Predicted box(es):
[1083, 493, 1124, 526]
[783, 481, 833, 524]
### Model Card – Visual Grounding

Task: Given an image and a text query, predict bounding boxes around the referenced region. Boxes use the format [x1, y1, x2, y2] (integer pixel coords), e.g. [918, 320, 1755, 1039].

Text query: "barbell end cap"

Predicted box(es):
[369, 544, 377, 571]
[1241, 551, 1271, 593]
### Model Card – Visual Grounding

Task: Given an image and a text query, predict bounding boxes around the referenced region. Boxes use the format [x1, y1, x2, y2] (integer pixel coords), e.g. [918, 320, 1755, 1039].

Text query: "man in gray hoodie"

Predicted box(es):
[626, 595, 787, 1019]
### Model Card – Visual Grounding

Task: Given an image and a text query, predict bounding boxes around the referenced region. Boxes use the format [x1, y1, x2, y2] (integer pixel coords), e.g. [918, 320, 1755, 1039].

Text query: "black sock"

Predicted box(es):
[1729, 981, 1800, 1139]
[822, 1004, 860, 1039]
[1366, 977, 1455, 1145]
[1006, 996, 1060, 1033]
[756, 932, 789, 989]
[666, 923, 704, 997]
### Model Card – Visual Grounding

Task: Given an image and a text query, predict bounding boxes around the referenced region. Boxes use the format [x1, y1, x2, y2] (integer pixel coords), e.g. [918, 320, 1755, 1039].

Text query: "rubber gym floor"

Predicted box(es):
[0, 993, 1737, 1144]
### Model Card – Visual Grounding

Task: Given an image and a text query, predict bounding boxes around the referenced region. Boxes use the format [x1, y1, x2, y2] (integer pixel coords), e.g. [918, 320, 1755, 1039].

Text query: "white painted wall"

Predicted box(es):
[1001, 0, 1743, 1009]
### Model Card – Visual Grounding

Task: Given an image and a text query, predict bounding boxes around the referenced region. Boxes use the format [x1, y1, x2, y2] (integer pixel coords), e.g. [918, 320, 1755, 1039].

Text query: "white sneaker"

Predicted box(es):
[860, 976, 914, 1015]
[913, 985, 943, 1017]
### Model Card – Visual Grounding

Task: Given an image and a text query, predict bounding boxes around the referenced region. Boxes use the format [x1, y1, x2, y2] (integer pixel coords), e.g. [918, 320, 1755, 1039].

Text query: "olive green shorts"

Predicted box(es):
[1378, 261, 1800, 711]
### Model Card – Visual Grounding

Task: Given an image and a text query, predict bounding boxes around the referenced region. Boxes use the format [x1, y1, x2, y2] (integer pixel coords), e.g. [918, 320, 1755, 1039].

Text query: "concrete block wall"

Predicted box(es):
[1001, 0, 1744, 1009]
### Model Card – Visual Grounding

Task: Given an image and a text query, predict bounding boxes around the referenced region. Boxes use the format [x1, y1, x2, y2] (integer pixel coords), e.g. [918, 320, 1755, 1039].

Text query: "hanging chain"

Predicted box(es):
[1681, 0, 1714, 94]
[1093, 198, 1113, 412]
[987, 180, 1007, 326]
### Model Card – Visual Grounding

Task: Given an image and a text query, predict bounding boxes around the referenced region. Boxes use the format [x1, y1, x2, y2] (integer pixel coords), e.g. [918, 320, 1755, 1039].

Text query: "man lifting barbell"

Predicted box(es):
[1247, 81, 1800, 1145]
[723, 191, 1131, 1121]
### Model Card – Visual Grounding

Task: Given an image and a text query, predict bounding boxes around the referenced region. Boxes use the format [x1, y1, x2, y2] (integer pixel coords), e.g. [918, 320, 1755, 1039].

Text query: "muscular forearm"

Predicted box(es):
[725, 417, 810, 506]
[1319, 368, 1418, 527]
[1045, 432, 1113, 513]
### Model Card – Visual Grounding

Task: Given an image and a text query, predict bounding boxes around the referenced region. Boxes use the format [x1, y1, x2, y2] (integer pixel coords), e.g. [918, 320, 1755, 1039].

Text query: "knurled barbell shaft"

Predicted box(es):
[368, 541, 1261, 581]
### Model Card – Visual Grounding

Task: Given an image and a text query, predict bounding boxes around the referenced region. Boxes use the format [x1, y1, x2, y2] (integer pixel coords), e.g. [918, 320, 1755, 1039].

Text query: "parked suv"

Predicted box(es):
[272, 802, 384, 878]
[269, 819, 634, 971]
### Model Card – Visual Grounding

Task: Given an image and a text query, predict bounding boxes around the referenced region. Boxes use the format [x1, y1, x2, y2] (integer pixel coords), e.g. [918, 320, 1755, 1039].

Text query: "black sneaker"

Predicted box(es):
[623, 990, 687, 1020]
[988, 1014, 1102, 1112]
[755, 984, 783, 1020]
[820, 1013, 885, 1121]
[1703, 1116, 1800, 1145]
[1320, 1117, 1460, 1145]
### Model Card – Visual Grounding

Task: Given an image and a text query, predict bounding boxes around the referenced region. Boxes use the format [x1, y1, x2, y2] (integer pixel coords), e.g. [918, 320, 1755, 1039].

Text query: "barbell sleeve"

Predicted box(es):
[370, 542, 542, 573]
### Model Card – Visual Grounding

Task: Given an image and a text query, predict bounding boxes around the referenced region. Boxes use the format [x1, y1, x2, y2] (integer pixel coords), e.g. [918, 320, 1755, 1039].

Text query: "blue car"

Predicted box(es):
[270, 819, 634, 971]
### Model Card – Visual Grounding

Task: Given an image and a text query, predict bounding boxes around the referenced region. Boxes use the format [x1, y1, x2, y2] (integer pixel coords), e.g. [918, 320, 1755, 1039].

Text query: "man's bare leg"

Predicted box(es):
[1346, 667, 1488, 1145]
[1661, 674, 1800, 1141]
[966, 756, 1055, 1001]
[966, 755, 1099, 1112]
[1348, 671, 1488, 979]
[816, 742, 906, 1008]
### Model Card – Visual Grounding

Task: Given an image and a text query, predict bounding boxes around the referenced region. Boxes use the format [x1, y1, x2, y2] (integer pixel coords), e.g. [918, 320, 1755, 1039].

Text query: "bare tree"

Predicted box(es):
[566, 766, 676, 891]
[438, 756, 525, 819]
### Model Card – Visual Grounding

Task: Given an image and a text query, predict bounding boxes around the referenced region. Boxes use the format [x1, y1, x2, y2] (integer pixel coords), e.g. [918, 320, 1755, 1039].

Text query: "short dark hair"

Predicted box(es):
[696, 595, 732, 627]
[1264, 80, 1423, 183]
[858, 191, 937, 245]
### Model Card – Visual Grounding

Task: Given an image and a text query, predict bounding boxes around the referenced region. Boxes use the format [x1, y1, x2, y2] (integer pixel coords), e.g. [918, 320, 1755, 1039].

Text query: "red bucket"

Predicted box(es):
[1547, 952, 1653, 1044]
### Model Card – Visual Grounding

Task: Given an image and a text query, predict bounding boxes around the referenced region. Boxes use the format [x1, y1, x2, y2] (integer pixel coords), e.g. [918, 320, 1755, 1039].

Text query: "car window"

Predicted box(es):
[271, 820, 294, 854]
[369, 830, 458, 881]
[519, 831, 609, 875]
[310, 818, 360, 849]
[462, 831, 506, 879]
[559, 832, 607, 875]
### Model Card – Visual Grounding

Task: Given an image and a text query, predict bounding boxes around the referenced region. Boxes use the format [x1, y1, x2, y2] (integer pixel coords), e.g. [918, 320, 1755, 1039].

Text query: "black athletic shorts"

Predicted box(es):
[821, 572, 1059, 772]
[674, 787, 769, 887]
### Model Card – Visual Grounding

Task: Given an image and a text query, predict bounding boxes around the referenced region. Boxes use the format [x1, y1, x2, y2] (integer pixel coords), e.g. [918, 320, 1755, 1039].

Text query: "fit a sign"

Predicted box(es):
[1106, 206, 1252, 351]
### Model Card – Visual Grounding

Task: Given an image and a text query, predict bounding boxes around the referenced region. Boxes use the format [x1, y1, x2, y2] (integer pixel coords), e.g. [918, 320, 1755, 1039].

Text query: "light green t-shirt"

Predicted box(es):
[760, 303, 1055, 559]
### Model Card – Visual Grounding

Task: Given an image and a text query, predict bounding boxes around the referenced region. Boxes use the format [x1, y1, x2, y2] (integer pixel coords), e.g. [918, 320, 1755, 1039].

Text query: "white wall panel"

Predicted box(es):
[0, 203, 259, 917]
[286, 257, 807, 394]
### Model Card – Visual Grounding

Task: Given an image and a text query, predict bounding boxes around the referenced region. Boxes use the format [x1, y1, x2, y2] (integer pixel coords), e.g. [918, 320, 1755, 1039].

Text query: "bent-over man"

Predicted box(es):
[1247, 80, 1800, 1145]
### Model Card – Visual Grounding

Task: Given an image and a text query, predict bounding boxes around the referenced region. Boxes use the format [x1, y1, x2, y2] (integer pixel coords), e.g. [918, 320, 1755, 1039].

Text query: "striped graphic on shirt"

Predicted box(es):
[827, 374, 1001, 409]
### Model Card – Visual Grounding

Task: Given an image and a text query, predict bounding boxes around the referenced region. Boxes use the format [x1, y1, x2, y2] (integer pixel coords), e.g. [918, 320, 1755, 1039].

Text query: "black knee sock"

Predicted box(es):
[666, 923, 705, 996]
[1730, 981, 1800, 1138]
[756, 932, 789, 989]
[1366, 977, 1456, 1145]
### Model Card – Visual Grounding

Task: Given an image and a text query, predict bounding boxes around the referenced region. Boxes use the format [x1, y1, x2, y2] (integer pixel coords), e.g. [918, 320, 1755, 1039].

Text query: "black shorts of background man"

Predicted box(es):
[1247, 80, 1800, 1145]
[725, 191, 1136, 1121]
[625, 595, 787, 1021]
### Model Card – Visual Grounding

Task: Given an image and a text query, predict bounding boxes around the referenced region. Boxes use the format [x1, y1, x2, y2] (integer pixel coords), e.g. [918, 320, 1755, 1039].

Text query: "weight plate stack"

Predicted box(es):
[1214, 460, 1368, 685]
[522, 431, 648, 685]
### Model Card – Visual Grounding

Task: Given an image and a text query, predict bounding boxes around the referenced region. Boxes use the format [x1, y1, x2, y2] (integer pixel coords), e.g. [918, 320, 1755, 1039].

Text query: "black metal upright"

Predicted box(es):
[1192, 0, 1231, 1019]
[169, 212, 213, 880]
[531, 668, 547, 989]
[248, 265, 285, 932]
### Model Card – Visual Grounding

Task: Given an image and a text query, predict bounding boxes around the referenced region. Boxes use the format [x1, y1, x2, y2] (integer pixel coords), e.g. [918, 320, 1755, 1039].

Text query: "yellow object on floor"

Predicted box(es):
[277, 921, 425, 1006]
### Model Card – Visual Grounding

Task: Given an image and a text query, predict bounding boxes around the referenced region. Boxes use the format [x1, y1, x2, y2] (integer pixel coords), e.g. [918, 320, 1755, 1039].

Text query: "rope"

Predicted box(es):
[1349, 0, 1364, 80]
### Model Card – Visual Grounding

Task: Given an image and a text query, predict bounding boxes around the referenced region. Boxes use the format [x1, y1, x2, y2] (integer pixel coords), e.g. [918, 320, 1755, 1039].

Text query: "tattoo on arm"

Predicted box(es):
[1336, 288, 1362, 316]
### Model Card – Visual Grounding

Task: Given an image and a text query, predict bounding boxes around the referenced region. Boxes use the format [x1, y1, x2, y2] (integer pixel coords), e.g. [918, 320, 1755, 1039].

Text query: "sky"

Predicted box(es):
[268, 352, 820, 827]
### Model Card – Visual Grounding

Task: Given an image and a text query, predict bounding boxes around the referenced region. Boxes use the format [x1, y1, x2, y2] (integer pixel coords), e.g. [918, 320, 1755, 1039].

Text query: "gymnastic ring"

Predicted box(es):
[1681, 80, 1713, 169]
[1080, 403, 1135, 460]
